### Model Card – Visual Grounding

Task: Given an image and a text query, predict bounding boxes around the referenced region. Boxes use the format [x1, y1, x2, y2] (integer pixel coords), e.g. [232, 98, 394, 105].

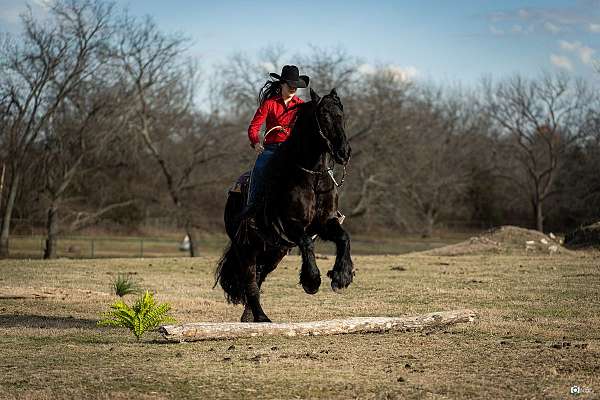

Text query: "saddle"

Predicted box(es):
[228, 171, 346, 225]
[229, 171, 251, 205]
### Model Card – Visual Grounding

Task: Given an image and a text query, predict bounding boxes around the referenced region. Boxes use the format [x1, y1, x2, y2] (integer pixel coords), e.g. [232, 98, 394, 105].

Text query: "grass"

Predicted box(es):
[0, 250, 598, 399]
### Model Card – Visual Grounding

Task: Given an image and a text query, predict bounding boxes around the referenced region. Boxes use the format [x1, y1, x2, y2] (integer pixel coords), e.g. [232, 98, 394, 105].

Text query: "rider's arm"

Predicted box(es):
[248, 100, 270, 148]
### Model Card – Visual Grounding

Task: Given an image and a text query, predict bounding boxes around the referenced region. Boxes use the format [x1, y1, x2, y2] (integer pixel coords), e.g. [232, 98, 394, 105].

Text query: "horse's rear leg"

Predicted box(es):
[216, 242, 270, 322]
[320, 218, 354, 292]
[243, 257, 272, 323]
[241, 247, 287, 322]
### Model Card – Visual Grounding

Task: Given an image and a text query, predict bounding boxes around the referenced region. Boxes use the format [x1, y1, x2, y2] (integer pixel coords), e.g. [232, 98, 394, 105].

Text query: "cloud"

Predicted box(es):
[588, 23, 600, 32]
[387, 65, 420, 81]
[0, 1, 50, 27]
[518, 9, 530, 19]
[359, 63, 419, 82]
[511, 24, 524, 33]
[358, 64, 376, 75]
[489, 25, 505, 35]
[0, 6, 22, 25]
[259, 62, 276, 73]
[32, 0, 52, 10]
[485, 4, 600, 35]
[559, 40, 596, 64]
[544, 22, 562, 33]
[550, 54, 574, 70]
[559, 40, 579, 51]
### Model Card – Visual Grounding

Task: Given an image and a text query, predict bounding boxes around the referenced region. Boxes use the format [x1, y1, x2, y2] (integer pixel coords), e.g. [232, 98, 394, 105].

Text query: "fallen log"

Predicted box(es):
[158, 309, 477, 342]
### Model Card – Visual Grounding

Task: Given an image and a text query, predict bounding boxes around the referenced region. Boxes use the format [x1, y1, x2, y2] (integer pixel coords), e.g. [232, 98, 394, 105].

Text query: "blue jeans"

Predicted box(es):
[247, 143, 280, 208]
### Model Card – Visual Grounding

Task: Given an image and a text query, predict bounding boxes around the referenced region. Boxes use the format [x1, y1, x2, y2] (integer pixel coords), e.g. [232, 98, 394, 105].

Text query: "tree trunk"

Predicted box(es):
[159, 309, 477, 342]
[186, 225, 200, 257]
[43, 203, 59, 259]
[422, 209, 435, 238]
[0, 172, 20, 258]
[535, 199, 544, 232]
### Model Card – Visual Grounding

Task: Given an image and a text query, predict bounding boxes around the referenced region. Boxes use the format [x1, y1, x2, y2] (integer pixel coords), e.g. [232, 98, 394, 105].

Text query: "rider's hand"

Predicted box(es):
[253, 143, 264, 154]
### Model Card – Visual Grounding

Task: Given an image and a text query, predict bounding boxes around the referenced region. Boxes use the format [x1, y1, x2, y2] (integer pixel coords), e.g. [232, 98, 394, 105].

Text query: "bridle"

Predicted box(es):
[297, 96, 347, 188]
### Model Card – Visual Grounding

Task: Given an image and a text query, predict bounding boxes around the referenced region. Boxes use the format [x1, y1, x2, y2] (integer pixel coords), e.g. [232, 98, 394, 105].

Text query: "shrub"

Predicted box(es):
[113, 274, 139, 297]
[98, 290, 175, 340]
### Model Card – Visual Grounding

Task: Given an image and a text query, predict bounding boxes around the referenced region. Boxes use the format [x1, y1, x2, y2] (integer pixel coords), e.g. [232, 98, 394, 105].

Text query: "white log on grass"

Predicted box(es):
[158, 309, 477, 342]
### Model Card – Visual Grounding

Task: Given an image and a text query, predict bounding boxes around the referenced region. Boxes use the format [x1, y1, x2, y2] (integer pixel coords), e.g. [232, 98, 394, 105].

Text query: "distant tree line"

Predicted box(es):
[1, 0, 599, 258]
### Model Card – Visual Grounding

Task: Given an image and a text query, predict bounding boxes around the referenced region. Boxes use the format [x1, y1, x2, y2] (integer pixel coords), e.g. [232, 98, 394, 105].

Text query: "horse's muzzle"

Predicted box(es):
[334, 144, 351, 165]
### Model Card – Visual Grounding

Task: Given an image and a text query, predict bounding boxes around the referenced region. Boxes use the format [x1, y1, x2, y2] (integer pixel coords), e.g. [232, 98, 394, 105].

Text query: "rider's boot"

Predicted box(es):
[238, 203, 256, 225]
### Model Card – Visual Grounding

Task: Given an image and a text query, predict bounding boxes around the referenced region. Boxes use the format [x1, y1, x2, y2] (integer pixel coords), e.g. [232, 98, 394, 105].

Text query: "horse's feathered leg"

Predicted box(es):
[298, 234, 322, 294]
[240, 246, 287, 322]
[241, 247, 272, 323]
[320, 217, 354, 292]
[283, 222, 321, 294]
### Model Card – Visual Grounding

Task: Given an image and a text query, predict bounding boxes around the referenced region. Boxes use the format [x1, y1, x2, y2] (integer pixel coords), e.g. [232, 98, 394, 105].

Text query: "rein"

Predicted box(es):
[298, 159, 346, 188]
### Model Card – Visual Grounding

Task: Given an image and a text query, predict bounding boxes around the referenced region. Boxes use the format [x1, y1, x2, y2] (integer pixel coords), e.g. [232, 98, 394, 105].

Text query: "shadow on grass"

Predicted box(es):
[0, 314, 98, 329]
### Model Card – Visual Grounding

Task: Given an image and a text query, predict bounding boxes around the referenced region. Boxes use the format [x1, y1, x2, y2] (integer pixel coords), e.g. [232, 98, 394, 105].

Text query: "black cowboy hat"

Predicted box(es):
[270, 65, 309, 88]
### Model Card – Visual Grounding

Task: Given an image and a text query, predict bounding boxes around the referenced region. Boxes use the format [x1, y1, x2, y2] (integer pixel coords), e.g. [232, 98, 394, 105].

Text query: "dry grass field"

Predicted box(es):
[0, 235, 598, 399]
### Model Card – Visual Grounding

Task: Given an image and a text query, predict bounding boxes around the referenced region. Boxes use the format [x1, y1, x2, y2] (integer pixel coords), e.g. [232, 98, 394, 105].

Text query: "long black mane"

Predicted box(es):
[269, 100, 323, 172]
[261, 100, 333, 218]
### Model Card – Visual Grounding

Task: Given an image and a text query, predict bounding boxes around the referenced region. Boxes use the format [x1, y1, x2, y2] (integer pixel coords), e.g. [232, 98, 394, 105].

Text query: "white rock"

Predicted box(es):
[549, 233, 556, 240]
[540, 238, 549, 245]
[526, 240, 535, 245]
[548, 245, 558, 253]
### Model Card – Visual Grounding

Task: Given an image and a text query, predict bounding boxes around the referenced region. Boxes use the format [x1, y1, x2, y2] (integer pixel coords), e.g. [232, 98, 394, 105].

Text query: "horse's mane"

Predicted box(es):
[266, 100, 319, 176]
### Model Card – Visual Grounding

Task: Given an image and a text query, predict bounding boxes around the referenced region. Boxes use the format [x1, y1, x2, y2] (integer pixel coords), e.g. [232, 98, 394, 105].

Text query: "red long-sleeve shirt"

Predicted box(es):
[247, 95, 304, 146]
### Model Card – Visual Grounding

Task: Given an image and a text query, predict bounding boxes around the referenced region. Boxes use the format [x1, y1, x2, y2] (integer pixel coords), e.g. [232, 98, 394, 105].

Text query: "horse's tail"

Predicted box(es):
[214, 242, 247, 305]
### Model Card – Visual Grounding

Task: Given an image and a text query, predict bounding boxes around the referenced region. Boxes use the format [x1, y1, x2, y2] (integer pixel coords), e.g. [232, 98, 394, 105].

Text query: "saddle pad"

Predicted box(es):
[229, 171, 251, 202]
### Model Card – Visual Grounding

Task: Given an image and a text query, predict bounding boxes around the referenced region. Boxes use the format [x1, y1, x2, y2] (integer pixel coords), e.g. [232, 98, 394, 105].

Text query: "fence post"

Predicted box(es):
[91, 239, 95, 258]
[140, 239, 144, 258]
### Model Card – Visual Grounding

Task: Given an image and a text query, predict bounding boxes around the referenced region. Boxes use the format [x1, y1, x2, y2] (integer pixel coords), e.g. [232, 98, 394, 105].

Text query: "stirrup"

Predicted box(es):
[336, 210, 346, 225]
[246, 216, 258, 229]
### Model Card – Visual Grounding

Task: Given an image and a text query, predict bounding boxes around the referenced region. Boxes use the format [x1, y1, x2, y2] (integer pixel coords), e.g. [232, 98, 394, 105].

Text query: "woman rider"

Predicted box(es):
[243, 65, 310, 222]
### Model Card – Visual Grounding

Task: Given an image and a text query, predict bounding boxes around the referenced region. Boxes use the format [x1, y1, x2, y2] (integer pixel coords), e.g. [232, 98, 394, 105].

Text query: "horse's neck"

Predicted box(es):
[287, 107, 325, 171]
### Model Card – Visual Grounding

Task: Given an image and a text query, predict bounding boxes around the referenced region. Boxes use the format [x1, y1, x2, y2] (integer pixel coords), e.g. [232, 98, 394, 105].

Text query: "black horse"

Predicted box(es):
[215, 88, 353, 322]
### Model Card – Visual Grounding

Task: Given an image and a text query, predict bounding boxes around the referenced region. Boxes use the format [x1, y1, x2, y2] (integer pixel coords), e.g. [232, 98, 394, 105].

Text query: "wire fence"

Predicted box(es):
[8, 235, 192, 259]
[5, 218, 538, 259]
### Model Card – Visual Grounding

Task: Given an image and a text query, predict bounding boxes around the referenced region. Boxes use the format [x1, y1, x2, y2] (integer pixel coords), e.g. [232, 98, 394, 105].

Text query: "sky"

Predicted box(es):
[1, 0, 600, 87]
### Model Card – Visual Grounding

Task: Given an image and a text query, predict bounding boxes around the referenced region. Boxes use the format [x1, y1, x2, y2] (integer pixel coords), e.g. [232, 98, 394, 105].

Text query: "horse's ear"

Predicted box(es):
[330, 88, 338, 98]
[310, 88, 320, 103]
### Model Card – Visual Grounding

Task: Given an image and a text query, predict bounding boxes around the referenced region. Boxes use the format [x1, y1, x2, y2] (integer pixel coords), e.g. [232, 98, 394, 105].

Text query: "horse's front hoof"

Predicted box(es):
[302, 282, 320, 295]
[328, 268, 353, 292]
[300, 271, 321, 295]
[254, 315, 272, 323]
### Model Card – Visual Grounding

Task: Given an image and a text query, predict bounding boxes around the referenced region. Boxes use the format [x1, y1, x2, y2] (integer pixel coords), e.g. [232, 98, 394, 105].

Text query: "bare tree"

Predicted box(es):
[216, 45, 286, 117]
[39, 79, 138, 258]
[297, 45, 362, 95]
[483, 73, 594, 231]
[114, 16, 223, 256]
[0, 0, 115, 257]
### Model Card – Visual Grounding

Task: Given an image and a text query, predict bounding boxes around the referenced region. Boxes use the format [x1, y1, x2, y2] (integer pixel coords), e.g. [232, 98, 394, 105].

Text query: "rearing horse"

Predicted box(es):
[215, 88, 353, 322]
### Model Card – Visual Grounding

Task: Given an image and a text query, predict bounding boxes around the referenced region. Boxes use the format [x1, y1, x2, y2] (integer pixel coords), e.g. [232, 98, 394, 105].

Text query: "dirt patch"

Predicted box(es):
[422, 225, 569, 256]
[0, 286, 110, 300]
[565, 221, 600, 249]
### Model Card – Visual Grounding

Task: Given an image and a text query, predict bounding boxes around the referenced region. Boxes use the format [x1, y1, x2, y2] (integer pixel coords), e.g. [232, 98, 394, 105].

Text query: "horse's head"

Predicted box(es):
[310, 88, 351, 165]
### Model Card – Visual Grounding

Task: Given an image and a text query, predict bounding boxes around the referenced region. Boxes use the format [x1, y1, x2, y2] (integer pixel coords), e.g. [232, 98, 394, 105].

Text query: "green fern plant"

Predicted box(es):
[98, 290, 176, 340]
[112, 274, 139, 297]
